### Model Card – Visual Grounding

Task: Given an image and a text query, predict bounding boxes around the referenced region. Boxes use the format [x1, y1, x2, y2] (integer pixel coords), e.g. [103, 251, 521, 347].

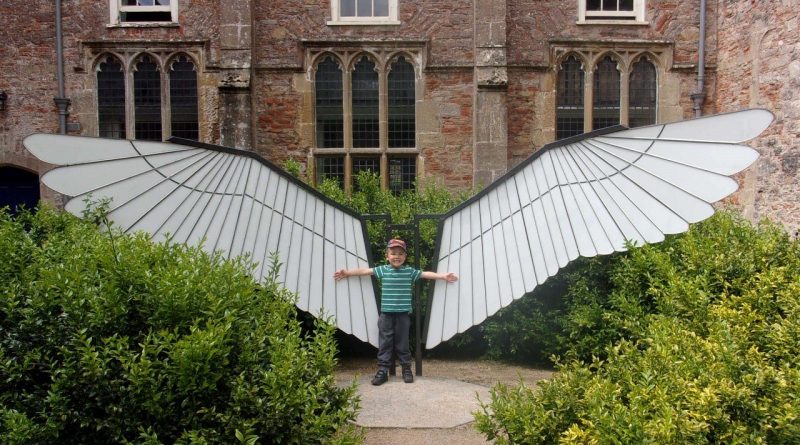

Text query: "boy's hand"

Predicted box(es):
[333, 269, 348, 281]
[443, 272, 458, 283]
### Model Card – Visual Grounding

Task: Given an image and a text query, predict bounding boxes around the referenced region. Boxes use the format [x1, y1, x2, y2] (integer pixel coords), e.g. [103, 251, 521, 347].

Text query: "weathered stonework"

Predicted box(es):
[0, 0, 797, 234]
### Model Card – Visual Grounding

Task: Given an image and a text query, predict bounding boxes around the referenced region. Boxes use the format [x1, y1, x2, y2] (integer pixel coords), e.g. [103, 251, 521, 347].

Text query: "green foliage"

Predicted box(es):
[315, 171, 466, 352]
[475, 211, 800, 444]
[0, 206, 361, 444]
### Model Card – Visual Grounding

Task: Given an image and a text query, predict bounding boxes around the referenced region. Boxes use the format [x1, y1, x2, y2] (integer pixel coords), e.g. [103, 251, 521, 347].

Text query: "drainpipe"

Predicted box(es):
[691, 0, 707, 117]
[54, 0, 71, 134]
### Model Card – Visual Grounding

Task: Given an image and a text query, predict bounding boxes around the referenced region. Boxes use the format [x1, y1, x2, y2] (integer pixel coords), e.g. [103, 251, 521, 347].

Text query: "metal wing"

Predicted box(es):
[24, 135, 380, 347]
[425, 109, 774, 349]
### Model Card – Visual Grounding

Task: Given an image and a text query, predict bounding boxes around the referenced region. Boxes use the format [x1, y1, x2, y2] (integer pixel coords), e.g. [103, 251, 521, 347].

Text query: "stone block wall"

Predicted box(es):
[1, 0, 798, 234]
[716, 0, 800, 235]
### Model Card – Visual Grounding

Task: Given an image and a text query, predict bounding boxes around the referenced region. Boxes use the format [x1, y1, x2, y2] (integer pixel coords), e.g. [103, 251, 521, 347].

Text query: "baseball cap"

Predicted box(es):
[387, 239, 407, 251]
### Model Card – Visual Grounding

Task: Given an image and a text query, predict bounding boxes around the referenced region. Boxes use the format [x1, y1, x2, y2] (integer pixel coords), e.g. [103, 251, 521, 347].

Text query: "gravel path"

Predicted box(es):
[336, 357, 554, 444]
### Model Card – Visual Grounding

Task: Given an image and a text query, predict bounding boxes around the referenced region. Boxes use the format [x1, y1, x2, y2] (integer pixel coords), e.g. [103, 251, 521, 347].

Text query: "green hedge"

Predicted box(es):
[475, 211, 800, 444]
[0, 207, 361, 445]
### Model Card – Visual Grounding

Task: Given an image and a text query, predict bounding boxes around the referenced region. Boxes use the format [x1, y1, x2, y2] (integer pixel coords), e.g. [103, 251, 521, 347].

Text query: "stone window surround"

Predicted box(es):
[108, 0, 179, 27]
[85, 43, 204, 141]
[577, 0, 648, 25]
[551, 41, 672, 132]
[327, 0, 400, 26]
[303, 42, 425, 193]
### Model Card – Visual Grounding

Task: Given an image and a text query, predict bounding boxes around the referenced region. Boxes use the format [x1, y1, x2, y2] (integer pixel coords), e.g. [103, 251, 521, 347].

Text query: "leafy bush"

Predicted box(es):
[475, 211, 800, 444]
[303, 170, 470, 353]
[0, 207, 361, 445]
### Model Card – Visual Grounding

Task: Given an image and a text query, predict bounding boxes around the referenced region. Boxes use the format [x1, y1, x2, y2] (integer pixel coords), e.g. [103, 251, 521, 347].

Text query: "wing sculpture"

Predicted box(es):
[24, 135, 380, 347]
[425, 109, 774, 349]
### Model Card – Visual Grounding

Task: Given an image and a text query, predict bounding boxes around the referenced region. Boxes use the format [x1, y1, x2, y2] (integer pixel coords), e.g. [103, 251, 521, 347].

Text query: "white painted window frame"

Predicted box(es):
[328, 0, 400, 26]
[109, 0, 179, 26]
[578, 0, 646, 24]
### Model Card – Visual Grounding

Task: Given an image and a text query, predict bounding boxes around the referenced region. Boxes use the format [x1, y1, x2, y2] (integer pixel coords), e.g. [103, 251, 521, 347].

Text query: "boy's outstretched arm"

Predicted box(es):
[334, 268, 374, 281]
[421, 271, 458, 282]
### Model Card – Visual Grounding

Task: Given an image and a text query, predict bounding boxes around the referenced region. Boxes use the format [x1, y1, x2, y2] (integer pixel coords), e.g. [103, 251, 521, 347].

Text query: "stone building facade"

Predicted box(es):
[0, 0, 797, 234]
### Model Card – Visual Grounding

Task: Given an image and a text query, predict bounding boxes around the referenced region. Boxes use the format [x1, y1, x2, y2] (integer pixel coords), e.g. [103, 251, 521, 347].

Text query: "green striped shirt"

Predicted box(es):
[373, 264, 422, 313]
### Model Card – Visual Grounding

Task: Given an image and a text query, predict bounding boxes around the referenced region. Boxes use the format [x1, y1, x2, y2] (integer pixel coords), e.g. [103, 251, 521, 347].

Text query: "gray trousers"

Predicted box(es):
[377, 312, 412, 370]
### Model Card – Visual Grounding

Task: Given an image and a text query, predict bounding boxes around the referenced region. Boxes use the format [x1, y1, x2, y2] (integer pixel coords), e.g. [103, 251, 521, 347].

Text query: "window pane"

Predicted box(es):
[134, 55, 162, 141]
[388, 56, 415, 148]
[121, 0, 171, 21]
[341, 0, 355, 16]
[352, 156, 380, 192]
[315, 56, 343, 148]
[169, 55, 198, 140]
[97, 55, 126, 139]
[123, 1, 171, 5]
[629, 57, 657, 128]
[593, 56, 620, 130]
[556, 55, 584, 139]
[356, 0, 372, 17]
[316, 156, 345, 190]
[352, 56, 379, 148]
[619, 0, 634, 11]
[602, 0, 616, 11]
[388, 156, 416, 193]
[374, 0, 389, 16]
[586, 0, 601, 11]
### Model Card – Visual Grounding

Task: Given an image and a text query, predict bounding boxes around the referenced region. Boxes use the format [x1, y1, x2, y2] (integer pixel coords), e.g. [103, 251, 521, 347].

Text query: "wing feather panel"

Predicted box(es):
[426, 109, 772, 349]
[24, 134, 379, 347]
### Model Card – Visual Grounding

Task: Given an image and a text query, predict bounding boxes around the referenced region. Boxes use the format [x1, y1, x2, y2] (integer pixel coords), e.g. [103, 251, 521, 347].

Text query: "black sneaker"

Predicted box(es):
[402, 365, 414, 383]
[371, 369, 388, 386]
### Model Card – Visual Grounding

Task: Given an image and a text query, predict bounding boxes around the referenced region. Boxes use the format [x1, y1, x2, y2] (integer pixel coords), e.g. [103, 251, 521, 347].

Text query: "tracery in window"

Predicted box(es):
[388, 56, 415, 148]
[134, 55, 163, 141]
[628, 56, 657, 128]
[94, 51, 200, 141]
[97, 55, 126, 139]
[592, 55, 621, 130]
[315, 56, 344, 148]
[556, 55, 585, 140]
[311, 50, 418, 193]
[169, 55, 199, 140]
[552, 45, 666, 140]
[352, 56, 380, 149]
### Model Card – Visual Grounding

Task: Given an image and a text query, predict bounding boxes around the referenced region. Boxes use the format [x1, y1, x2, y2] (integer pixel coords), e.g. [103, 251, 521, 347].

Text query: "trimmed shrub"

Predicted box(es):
[475, 211, 800, 444]
[0, 207, 361, 445]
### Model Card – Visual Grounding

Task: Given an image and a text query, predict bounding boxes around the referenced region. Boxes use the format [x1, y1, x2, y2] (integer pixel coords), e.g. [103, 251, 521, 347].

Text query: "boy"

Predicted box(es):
[334, 238, 458, 385]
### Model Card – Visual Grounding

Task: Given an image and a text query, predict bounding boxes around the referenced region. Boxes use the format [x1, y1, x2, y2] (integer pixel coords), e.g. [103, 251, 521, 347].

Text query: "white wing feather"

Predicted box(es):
[425, 109, 773, 349]
[24, 135, 380, 347]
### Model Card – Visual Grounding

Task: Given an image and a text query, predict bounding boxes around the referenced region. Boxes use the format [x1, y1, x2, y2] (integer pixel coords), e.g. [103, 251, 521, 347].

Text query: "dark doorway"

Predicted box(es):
[0, 166, 40, 215]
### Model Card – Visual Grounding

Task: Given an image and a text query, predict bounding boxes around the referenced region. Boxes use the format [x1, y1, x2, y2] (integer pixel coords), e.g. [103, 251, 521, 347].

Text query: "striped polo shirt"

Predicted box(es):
[373, 264, 422, 313]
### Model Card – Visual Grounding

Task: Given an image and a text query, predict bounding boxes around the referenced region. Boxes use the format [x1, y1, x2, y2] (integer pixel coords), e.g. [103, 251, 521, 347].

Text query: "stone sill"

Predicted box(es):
[312, 148, 419, 155]
[106, 22, 180, 29]
[326, 20, 401, 26]
[577, 20, 649, 26]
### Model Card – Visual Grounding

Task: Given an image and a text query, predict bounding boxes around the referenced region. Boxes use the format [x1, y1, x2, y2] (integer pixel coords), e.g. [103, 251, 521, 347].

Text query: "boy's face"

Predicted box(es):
[386, 247, 407, 268]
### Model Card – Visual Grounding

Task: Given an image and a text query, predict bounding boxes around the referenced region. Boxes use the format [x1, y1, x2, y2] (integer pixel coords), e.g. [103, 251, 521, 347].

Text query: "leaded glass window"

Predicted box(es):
[169, 55, 198, 140]
[97, 55, 126, 139]
[556, 55, 585, 140]
[629, 57, 657, 128]
[593, 56, 620, 130]
[316, 156, 345, 189]
[134, 55, 163, 141]
[315, 56, 344, 148]
[388, 56, 415, 148]
[352, 56, 379, 148]
[388, 156, 416, 193]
